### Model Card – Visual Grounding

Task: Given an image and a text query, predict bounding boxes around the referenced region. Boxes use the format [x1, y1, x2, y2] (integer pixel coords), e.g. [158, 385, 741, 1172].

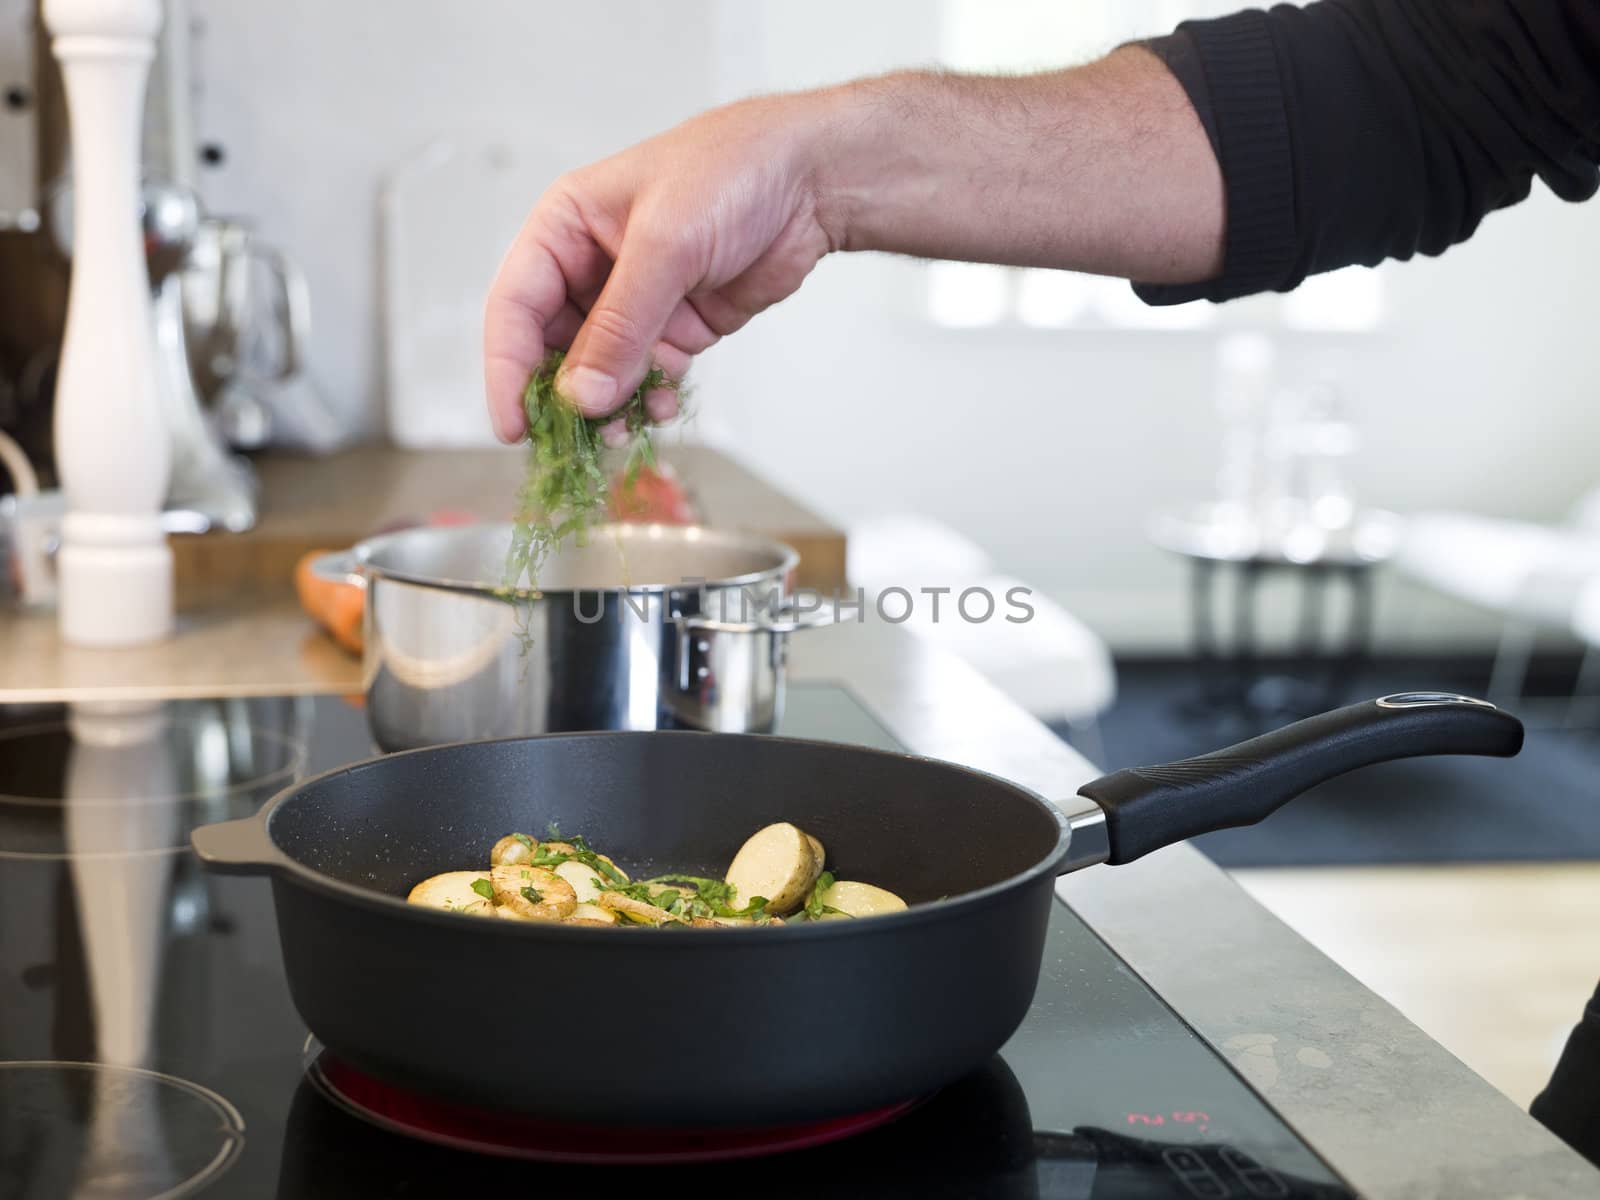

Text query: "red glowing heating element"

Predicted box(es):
[312, 1055, 924, 1164]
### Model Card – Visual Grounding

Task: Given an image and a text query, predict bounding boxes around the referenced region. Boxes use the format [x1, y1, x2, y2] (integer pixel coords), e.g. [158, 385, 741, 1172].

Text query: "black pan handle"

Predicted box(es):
[191, 814, 286, 876]
[1077, 693, 1524, 865]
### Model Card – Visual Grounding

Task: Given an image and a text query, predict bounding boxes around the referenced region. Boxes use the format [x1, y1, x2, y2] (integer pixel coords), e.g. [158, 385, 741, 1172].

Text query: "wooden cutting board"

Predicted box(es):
[171, 443, 847, 607]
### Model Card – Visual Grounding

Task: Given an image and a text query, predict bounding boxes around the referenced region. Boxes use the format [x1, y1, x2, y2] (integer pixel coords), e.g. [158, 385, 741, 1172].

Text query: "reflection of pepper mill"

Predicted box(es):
[63, 700, 177, 1067]
[44, 0, 173, 645]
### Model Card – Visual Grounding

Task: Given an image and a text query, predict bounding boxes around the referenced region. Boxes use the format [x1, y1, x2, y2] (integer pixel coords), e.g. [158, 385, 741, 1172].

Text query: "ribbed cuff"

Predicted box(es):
[1134, 10, 1297, 306]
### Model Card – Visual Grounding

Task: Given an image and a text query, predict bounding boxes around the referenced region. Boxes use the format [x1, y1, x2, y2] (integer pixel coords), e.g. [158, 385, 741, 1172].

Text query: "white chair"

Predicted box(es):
[1396, 495, 1600, 705]
[847, 516, 1116, 753]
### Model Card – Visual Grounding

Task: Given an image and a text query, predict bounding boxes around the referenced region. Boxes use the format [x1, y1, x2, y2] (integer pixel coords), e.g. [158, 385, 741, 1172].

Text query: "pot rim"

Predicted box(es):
[238, 730, 1076, 944]
[352, 521, 800, 598]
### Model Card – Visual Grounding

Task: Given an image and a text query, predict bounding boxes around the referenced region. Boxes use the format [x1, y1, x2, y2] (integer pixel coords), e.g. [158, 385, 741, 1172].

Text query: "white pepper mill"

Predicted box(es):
[44, 0, 174, 645]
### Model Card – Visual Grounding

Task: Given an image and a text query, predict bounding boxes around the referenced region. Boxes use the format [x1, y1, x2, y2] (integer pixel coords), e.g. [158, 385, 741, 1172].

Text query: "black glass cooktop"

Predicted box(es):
[0, 686, 1353, 1198]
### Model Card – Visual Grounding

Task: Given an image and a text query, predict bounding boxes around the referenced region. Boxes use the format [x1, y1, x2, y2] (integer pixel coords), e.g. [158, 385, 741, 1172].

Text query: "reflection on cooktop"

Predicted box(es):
[0, 687, 1355, 1198]
[0, 1060, 244, 1198]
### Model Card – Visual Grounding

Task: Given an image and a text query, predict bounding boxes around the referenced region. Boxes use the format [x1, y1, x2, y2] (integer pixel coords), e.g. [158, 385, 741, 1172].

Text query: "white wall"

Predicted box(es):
[189, 0, 1600, 653]
[697, 0, 1600, 652]
[190, 0, 721, 436]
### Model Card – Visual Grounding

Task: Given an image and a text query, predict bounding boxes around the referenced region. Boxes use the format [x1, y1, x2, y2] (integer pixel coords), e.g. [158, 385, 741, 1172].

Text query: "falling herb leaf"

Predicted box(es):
[499, 350, 682, 597]
[469, 878, 495, 901]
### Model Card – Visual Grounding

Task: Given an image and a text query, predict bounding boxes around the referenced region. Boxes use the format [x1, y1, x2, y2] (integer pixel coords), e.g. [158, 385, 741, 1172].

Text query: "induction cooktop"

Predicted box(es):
[0, 686, 1354, 1198]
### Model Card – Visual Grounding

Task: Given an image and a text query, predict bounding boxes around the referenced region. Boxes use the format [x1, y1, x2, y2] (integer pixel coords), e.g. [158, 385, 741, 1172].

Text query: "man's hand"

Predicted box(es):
[484, 48, 1224, 443]
[483, 94, 845, 443]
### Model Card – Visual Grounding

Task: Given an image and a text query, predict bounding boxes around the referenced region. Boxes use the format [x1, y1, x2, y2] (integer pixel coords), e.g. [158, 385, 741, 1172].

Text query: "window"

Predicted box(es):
[929, 0, 1383, 335]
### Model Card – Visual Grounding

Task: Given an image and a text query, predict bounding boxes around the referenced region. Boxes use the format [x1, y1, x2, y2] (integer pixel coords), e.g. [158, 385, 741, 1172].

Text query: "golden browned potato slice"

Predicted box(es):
[555, 860, 605, 904]
[724, 823, 821, 916]
[458, 898, 497, 917]
[540, 840, 576, 857]
[822, 880, 907, 918]
[490, 834, 535, 866]
[806, 833, 825, 868]
[570, 902, 618, 925]
[491, 864, 577, 920]
[599, 890, 684, 925]
[407, 870, 495, 911]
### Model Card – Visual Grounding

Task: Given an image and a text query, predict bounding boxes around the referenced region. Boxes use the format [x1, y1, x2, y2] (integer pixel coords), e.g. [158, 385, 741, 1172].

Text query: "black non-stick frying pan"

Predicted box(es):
[192, 693, 1521, 1127]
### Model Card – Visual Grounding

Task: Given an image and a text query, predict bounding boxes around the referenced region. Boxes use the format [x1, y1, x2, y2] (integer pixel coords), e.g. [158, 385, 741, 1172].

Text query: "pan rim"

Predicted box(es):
[247, 729, 1075, 941]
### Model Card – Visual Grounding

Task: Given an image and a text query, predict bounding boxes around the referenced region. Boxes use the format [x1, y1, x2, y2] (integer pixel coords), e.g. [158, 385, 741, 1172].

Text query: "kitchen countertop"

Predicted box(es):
[0, 605, 1593, 1196]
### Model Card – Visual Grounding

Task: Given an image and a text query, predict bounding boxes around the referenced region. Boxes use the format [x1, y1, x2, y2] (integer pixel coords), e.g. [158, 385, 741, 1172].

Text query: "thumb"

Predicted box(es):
[558, 230, 690, 417]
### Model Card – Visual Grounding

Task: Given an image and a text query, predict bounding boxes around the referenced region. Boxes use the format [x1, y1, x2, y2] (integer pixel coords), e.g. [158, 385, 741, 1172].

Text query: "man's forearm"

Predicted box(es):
[809, 48, 1225, 286]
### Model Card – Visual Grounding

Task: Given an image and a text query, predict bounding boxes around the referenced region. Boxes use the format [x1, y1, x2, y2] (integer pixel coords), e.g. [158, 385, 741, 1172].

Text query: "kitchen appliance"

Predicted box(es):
[182, 215, 342, 454]
[3, 684, 1364, 1197]
[190, 694, 1520, 1129]
[313, 522, 836, 748]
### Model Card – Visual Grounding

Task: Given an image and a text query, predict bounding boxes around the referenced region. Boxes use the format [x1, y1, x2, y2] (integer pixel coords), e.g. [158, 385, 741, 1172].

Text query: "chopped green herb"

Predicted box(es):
[511, 832, 534, 849]
[803, 872, 838, 922]
[499, 350, 681, 596]
[606, 881, 660, 906]
[521, 885, 544, 905]
[642, 874, 733, 905]
[469, 878, 495, 901]
[533, 835, 629, 888]
[635, 873, 767, 918]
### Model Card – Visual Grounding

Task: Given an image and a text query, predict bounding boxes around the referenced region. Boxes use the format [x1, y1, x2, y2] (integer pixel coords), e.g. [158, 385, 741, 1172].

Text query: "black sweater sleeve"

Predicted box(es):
[1135, 0, 1600, 305]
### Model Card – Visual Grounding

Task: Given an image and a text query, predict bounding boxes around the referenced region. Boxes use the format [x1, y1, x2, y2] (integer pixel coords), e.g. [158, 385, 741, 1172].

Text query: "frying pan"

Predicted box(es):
[192, 693, 1521, 1127]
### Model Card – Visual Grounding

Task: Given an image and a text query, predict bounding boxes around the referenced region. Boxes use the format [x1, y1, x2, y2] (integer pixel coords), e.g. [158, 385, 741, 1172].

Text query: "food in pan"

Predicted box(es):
[406, 821, 907, 927]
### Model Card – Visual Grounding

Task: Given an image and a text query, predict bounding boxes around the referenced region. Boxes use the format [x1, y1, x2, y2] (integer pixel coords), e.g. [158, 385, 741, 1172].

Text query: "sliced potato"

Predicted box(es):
[490, 834, 535, 866]
[555, 859, 606, 904]
[724, 822, 821, 916]
[540, 840, 576, 857]
[805, 833, 825, 868]
[458, 898, 497, 918]
[570, 902, 618, 925]
[407, 870, 495, 911]
[599, 890, 683, 926]
[822, 880, 907, 919]
[491, 864, 577, 921]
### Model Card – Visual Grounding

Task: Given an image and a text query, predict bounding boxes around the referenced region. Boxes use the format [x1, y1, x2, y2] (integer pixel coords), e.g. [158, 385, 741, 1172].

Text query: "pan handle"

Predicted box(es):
[1076, 693, 1524, 866]
[191, 815, 287, 876]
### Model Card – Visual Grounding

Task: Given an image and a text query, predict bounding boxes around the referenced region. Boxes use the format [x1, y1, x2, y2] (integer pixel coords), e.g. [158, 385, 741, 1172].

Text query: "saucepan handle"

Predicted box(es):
[308, 549, 366, 590]
[677, 599, 837, 636]
[1077, 693, 1524, 866]
[191, 815, 288, 876]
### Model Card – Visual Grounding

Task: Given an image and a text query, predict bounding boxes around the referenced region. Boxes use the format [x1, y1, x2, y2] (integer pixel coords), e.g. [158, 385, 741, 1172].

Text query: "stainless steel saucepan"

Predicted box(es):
[310, 523, 833, 749]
